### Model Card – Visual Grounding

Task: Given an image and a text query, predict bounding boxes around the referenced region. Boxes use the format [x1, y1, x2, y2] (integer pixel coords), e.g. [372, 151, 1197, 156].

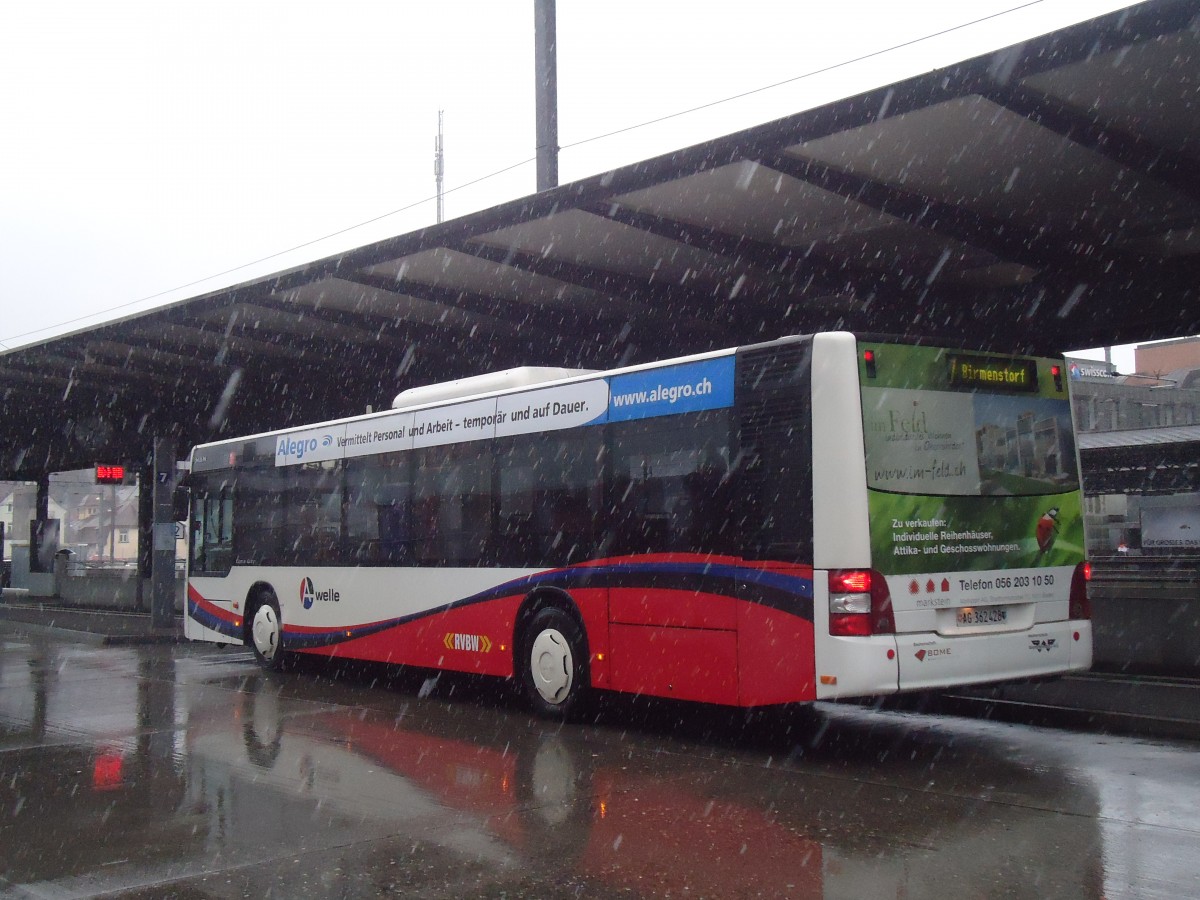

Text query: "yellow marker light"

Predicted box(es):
[820, 675, 837, 686]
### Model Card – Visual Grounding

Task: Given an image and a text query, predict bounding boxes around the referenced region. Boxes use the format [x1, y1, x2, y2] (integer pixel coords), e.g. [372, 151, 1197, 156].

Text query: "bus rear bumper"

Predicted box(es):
[894, 620, 1092, 692]
[814, 634, 900, 700]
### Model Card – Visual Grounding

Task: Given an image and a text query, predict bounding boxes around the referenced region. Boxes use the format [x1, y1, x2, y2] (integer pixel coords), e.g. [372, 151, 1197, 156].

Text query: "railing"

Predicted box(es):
[62, 558, 187, 576]
[1091, 557, 1200, 583]
[1089, 558, 1199, 604]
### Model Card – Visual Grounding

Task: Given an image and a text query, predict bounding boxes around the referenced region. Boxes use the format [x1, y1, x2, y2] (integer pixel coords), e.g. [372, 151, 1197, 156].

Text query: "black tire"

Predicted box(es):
[248, 590, 287, 671]
[520, 606, 588, 719]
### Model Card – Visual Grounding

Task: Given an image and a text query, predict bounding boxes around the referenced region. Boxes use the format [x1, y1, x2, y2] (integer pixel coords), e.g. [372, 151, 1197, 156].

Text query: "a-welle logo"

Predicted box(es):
[300, 577, 339, 610]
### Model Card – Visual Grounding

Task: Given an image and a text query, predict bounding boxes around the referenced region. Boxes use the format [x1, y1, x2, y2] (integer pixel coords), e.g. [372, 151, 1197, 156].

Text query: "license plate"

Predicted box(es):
[956, 606, 1008, 627]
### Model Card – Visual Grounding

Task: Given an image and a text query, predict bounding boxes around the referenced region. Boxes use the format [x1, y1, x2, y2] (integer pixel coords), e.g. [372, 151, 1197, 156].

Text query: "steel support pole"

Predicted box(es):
[151, 437, 177, 629]
[30, 476, 51, 573]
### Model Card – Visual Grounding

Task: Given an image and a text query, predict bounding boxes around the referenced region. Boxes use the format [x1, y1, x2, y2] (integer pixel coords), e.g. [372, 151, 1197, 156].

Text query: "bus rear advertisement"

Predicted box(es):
[853, 339, 1089, 694]
[184, 332, 1091, 716]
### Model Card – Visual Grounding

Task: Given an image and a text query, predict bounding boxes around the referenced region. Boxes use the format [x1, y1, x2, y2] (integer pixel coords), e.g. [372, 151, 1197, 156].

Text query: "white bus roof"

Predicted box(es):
[392, 367, 596, 410]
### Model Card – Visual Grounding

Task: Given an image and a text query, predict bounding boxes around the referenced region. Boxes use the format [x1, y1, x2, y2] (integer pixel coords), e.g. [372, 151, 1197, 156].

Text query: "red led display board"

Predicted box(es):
[95, 464, 126, 484]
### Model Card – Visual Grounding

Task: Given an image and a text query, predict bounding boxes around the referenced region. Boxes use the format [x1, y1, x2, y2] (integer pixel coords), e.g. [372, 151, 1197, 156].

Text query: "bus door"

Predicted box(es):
[189, 483, 234, 578]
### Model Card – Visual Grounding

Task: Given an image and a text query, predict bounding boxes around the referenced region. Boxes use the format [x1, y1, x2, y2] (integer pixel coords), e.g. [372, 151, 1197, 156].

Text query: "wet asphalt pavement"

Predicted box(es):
[1, 635, 1198, 899]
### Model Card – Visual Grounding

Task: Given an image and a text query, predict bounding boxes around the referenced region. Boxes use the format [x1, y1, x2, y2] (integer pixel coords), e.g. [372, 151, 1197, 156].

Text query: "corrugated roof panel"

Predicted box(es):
[1079, 424, 1200, 449]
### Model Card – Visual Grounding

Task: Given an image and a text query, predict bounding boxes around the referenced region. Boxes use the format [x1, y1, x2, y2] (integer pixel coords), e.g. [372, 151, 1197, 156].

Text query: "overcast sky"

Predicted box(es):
[1, 0, 1148, 368]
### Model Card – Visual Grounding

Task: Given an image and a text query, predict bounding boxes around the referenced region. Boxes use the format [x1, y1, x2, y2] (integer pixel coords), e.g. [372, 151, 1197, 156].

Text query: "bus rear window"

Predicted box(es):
[861, 351, 1077, 498]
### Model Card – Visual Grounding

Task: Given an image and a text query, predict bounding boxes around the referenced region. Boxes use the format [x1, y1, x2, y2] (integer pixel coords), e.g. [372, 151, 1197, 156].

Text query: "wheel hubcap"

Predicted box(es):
[530, 628, 572, 705]
[252, 606, 279, 660]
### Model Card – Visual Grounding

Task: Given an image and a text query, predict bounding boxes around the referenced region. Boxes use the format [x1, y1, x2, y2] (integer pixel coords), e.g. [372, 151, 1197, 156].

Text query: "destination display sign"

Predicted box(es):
[947, 355, 1038, 393]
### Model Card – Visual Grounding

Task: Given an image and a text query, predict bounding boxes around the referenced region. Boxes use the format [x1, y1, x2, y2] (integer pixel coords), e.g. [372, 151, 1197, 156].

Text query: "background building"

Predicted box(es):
[1069, 338, 1200, 557]
[1, 473, 140, 565]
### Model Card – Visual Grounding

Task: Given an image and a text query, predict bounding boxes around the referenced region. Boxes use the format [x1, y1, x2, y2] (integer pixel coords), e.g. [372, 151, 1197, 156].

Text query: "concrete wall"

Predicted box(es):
[57, 569, 185, 612]
[1091, 580, 1200, 674]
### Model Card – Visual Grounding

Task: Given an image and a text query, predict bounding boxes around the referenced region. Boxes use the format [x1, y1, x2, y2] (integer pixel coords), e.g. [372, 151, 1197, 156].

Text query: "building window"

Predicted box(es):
[118, 530, 130, 544]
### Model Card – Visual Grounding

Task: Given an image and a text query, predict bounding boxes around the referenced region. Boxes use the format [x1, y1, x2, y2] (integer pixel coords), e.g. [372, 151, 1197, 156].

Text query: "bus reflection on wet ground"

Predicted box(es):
[3, 640, 1193, 898]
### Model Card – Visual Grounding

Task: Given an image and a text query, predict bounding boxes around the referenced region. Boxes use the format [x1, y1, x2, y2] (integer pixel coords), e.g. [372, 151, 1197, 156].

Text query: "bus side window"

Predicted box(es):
[234, 467, 284, 566]
[279, 461, 342, 566]
[414, 443, 492, 566]
[606, 410, 733, 557]
[345, 453, 414, 565]
[494, 428, 603, 567]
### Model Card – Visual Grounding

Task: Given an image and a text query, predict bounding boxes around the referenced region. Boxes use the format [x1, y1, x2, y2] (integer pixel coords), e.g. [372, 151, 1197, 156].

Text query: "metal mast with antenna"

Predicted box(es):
[434, 110, 445, 223]
[534, 0, 558, 191]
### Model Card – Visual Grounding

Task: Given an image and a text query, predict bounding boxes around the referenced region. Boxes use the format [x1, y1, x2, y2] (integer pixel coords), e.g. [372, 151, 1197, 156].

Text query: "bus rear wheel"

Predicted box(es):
[520, 607, 587, 719]
[249, 591, 286, 671]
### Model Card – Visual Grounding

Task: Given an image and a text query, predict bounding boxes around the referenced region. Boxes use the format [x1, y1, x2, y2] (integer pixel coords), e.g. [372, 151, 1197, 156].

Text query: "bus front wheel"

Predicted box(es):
[249, 592, 286, 671]
[520, 607, 587, 719]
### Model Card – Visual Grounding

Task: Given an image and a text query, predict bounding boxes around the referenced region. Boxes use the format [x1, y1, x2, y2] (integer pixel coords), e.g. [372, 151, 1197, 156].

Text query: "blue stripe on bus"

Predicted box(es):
[187, 596, 242, 640]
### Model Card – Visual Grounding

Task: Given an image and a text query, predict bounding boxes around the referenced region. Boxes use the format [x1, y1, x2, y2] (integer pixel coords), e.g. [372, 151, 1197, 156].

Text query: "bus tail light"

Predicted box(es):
[829, 569, 895, 636]
[863, 349, 878, 378]
[1051, 364, 1064, 391]
[1069, 561, 1092, 620]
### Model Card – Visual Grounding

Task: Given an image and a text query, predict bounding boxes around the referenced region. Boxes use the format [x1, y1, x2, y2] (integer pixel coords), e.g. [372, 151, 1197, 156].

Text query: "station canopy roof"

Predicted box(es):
[1079, 424, 1200, 450]
[4, 0, 1200, 480]
[1079, 423, 1200, 494]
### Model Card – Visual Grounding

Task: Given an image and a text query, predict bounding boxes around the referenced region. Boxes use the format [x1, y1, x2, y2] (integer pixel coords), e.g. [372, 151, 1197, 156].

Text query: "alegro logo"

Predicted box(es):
[277, 434, 334, 461]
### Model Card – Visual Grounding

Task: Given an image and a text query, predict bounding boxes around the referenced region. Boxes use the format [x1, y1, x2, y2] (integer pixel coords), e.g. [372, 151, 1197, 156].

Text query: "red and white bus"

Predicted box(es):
[184, 332, 1092, 716]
